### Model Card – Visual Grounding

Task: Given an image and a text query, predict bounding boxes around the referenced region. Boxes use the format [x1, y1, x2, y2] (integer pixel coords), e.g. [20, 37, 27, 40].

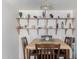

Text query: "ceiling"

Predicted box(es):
[3, 0, 76, 10]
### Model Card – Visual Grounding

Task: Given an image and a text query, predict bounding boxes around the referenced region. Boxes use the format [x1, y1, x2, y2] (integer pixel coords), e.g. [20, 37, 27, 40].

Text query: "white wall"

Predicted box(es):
[2, 0, 19, 59]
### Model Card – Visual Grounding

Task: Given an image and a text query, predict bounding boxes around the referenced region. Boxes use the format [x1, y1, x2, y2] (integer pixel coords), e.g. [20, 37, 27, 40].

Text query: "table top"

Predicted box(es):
[26, 39, 71, 50]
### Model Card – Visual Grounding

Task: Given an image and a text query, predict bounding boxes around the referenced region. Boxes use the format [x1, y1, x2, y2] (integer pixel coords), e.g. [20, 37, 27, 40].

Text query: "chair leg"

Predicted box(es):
[34, 55, 36, 59]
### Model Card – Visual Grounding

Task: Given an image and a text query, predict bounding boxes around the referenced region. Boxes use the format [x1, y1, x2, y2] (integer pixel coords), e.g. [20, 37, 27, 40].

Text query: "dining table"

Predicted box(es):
[25, 39, 72, 59]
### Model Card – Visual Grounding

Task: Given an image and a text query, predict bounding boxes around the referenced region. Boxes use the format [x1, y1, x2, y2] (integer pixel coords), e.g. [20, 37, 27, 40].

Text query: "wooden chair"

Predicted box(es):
[21, 37, 36, 59]
[21, 37, 28, 59]
[59, 37, 75, 59]
[65, 37, 75, 47]
[41, 35, 52, 40]
[35, 44, 60, 59]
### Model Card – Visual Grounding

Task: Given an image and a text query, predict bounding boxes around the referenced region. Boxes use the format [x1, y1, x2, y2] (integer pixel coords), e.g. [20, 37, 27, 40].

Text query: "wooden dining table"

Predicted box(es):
[25, 39, 72, 59]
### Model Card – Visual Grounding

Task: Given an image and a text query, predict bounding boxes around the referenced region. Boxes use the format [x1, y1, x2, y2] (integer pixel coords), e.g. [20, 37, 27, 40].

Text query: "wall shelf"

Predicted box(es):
[16, 17, 75, 20]
[16, 17, 75, 35]
[16, 25, 75, 35]
[16, 26, 75, 29]
[16, 11, 75, 35]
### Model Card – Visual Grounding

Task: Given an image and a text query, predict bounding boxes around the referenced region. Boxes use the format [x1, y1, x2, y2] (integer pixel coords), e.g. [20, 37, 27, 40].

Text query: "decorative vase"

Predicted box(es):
[69, 23, 71, 28]
[19, 12, 22, 18]
[67, 13, 70, 18]
[58, 16, 60, 19]
[56, 23, 58, 29]
[42, 11, 46, 18]
[50, 14, 53, 18]
[27, 14, 30, 19]
[61, 21, 64, 29]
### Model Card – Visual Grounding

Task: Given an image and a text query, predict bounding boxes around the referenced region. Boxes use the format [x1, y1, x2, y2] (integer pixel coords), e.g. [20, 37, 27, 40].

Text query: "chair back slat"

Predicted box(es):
[35, 44, 60, 59]
[47, 49, 49, 59]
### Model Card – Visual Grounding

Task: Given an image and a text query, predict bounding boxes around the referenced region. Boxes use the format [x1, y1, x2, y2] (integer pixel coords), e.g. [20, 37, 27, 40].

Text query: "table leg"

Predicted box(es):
[66, 49, 70, 59]
[28, 49, 30, 59]
[25, 48, 27, 59]
[26, 49, 28, 59]
[26, 49, 30, 59]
